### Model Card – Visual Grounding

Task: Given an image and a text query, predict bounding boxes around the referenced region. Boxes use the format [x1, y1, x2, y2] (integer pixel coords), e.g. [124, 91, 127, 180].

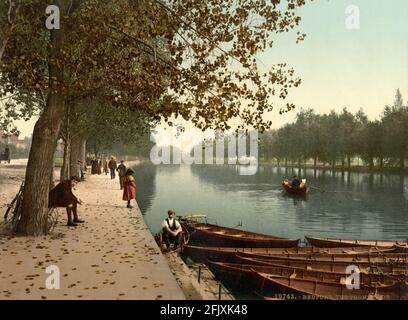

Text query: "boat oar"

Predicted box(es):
[310, 186, 353, 194]
[310, 186, 325, 193]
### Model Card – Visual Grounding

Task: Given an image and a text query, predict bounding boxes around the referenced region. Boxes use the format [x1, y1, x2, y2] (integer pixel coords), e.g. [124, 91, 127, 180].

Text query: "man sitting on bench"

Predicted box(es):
[49, 176, 85, 227]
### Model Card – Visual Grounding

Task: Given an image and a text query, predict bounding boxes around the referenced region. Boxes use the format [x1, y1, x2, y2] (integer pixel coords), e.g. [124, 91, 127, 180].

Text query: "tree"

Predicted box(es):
[1, 0, 310, 235]
[382, 89, 408, 170]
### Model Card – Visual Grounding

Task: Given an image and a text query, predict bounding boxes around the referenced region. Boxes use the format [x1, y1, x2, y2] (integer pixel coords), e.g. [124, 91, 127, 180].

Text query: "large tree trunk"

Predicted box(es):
[17, 1, 68, 236]
[379, 156, 384, 169]
[313, 157, 317, 168]
[347, 156, 351, 170]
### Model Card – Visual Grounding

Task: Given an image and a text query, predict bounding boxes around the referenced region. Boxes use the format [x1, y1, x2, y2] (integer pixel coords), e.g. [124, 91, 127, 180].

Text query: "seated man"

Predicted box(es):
[49, 176, 85, 227]
[161, 209, 182, 250]
[291, 175, 301, 189]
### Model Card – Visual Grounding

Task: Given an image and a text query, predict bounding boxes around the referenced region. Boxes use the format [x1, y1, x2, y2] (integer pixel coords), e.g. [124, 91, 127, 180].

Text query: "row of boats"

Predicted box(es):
[179, 218, 408, 300]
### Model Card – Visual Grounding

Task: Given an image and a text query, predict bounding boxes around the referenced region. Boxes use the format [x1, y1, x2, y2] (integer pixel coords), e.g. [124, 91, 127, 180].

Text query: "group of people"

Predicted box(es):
[49, 155, 180, 251]
[88, 156, 129, 189]
[90, 157, 107, 175]
[51, 155, 137, 227]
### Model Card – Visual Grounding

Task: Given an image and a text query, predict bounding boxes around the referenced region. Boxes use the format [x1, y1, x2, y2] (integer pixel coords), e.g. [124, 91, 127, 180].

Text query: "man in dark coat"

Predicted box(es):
[116, 160, 127, 190]
[291, 175, 301, 189]
[91, 158, 98, 174]
[49, 176, 85, 227]
[108, 156, 117, 179]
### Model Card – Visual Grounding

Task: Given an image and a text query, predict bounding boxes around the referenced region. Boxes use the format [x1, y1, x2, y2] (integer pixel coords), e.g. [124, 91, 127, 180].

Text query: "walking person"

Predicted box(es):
[108, 156, 117, 179]
[117, 160, 127, 190]
[91, 157, 98, 174]
[103, 157, 109, 175]
[122, 168, 136, 208]
[97, 158, 102, 175]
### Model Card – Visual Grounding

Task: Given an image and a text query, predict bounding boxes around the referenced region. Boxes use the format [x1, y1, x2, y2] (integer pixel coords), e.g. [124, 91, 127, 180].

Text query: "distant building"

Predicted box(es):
[0, 130, 27, 149]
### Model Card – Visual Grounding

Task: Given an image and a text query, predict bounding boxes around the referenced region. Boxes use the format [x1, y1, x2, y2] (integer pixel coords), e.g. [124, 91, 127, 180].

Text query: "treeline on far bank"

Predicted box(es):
[259, 89, 408, 173]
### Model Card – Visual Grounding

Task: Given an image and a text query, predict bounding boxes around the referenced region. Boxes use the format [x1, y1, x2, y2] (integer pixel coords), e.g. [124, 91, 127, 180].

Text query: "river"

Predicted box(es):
[134, 163, 408, 241]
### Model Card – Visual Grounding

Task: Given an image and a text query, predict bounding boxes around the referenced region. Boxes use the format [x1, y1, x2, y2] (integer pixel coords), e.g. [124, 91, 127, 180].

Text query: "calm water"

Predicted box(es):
[134, 163, 408, 241]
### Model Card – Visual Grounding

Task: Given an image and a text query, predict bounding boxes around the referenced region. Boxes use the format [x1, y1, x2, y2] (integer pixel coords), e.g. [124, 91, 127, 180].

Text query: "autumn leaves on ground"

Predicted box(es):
[0, 162, 185, 300]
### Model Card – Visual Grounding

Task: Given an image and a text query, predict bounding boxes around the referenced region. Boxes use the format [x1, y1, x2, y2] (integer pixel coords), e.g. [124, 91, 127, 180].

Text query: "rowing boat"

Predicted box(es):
[233, 251, 408, 264]
[282, 180, 310, 195]
[207, 260, 401, 288]
[181, 245, 396, 263]
[305, 236, 408, 248]
[181, 221, 300, 248]
[235, 254, 408, 275]
[251, 271, 408, 300]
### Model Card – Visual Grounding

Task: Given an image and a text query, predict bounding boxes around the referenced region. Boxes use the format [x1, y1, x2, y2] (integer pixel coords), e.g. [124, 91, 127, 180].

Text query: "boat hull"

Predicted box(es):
[306, 236, 408, 248]
[182, 221, 299, 248]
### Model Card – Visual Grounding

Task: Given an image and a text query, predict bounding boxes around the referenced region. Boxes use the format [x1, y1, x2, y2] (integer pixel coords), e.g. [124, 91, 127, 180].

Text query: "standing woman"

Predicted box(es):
[91, 157, 98, 174]
[123, 168, 136, 208]
[97, 158, 102, 175]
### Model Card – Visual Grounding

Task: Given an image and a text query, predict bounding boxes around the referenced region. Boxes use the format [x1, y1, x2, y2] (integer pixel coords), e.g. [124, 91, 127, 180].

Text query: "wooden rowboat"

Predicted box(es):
[282, 180, 310, 195]
[181, 221, 300, 248]
[181, 245, 395, 263]
[207, 260, 400, 288]
[306, 236, 408, 248]
[252, 271, 408, 300]
[235, 254, 408, 275]
[234, 252, 408, 264]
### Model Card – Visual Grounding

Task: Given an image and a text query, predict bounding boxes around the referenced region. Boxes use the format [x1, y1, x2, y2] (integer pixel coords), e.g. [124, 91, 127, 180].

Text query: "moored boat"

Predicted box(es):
[181, 221, 300, 248]
[235, 254, 408, 275]
[251, 271, 408, 300]
[181, 245, 395, 263]
[305, 236, 408, 248]
[233, 251, 408, 264]
[208, 260, 401, 288]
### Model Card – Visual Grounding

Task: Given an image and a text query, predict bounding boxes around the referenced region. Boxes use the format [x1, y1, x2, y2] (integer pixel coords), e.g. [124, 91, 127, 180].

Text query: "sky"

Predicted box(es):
[260, 0, 408, 128]
[13, 0, 408, 137]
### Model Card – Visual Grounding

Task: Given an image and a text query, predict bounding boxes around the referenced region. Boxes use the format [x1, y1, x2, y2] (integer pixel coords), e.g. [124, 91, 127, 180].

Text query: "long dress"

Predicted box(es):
[122, 175, 136, 201]
[91, 160, 98, 174]
[97, 160, 102, 174]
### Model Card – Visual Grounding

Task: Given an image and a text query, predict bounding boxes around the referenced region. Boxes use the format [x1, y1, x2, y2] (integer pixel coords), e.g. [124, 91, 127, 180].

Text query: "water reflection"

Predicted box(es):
[136, 164, 408, 240]
[133, 162, 157, 215]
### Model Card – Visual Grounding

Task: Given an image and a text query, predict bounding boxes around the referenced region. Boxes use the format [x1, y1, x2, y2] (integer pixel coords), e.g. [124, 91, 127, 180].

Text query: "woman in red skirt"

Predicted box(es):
[123, 168, 136, 208]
